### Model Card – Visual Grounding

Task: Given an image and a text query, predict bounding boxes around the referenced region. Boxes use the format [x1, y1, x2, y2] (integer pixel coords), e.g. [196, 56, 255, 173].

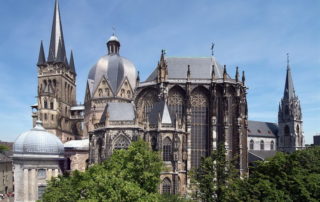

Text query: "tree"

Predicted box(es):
[41, 139, 163, 202]
[191, 144, 239, 202]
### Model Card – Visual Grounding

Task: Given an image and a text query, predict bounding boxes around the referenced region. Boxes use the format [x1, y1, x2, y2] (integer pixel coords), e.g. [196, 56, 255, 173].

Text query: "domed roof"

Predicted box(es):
[87, 34, 137, 95]
[13, 121, 64, 158]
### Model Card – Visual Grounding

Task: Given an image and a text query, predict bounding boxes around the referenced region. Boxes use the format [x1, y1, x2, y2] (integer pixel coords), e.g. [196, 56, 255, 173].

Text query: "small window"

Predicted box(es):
[38, 185, 46, 200]
[44, 113, 47, 120]
[50, 102, 54, 109]
[257, 129, 261, 133]
[271, 140, 274, 150]
[163, 137, 172, 161]
[249, 139, 254, 150]
[260, 140, 264, 150]
[37, 169, 46, 179]
[162, 178, 171, 194]
[51, 115, 54, 121]
[44, 101, 48, 109]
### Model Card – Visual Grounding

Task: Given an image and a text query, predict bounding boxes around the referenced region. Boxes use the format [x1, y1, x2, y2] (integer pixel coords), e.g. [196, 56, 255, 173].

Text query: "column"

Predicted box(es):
[23, 169, 28, 201]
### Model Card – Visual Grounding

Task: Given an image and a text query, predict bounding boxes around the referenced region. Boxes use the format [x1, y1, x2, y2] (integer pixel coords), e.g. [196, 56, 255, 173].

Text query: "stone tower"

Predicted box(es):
[35, 0, 77, 142]
[278, 55, 304, 152]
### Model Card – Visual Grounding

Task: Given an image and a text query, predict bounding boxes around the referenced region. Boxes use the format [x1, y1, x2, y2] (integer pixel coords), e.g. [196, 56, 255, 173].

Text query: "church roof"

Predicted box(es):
[248, 150, 277, 162]
[146, 56, 228, 81]
[248, 120, 278, 138]
[100, 102, 135, 122]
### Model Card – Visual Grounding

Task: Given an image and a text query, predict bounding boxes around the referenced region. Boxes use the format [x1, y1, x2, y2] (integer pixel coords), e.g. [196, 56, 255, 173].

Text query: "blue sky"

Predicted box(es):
[0, 0, 319, 144]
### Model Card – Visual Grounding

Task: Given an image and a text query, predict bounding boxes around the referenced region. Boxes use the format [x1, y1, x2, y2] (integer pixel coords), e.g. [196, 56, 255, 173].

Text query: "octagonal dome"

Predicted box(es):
[87, 34, 137, 96]
[13, 121, 64, 158]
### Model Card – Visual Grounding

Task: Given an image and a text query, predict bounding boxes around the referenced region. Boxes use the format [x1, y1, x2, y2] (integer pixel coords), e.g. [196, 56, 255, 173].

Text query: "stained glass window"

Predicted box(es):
[190, 89, 209, 169]
[163, 137, 172, 161]
[168, 87, 184, 120]
[114, 135, 130, 150]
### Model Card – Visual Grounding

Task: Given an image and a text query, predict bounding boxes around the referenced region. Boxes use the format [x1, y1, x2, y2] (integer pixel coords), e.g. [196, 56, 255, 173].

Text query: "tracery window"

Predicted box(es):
[162, 178, 171, 194]
[270, 140, 274, 150]
[168, 87, 184, 120]
[114, 135, 130, 150]
[249, 139, 254, 150]
[260, 140, 264, 150]
[163, 137, 172, 161]
[190, 88, 209, 169]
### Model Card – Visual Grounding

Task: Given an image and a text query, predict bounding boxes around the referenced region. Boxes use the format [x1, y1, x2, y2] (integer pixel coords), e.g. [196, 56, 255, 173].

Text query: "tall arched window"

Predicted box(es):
[114, 135, 130, 150]
[44, 100, 48, 109]
[190, 88, 209, 168]
[168, 87, 185, 120]
[163, 137, 172, 161]
[249, 139, 254, 150]
[162, 178, 171, 194]
[270, 140, 274, 150]
[260, 140, 264, 150]
[97, 138, 103, 163]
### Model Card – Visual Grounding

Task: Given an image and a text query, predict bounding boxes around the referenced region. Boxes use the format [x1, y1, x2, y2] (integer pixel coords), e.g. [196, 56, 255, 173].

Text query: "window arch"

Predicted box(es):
[114, 135, 130, 150]
[162, 178, 171, 194]
[163, 137, 172, 161]
[190, 88, 209, 168]
[260, 140, 264, 150]
[249, 139, 254, 150]
[168, 87, 185, 120]
[270, 140, 274, 150]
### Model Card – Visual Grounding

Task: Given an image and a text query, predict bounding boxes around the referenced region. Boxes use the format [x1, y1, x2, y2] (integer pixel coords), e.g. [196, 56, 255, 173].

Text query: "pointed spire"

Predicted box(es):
[69, 50, 76, 74]
[223, 65, 227, 80]
[235, 66, 239, 82]
[56, 38, 65, 63]
[283, 53, 295, 99]
[47, 0, 67, 63]
[137, 71, 140, 83]
[37, 41, 46, 66]
[211, 65, 215, 80]
[242, 71, 245, 84]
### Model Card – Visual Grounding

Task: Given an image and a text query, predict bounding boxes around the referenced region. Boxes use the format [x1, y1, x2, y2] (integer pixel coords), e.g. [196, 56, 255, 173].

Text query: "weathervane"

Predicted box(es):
[211, 42, 215, 56]
[112, 26, 116, 36]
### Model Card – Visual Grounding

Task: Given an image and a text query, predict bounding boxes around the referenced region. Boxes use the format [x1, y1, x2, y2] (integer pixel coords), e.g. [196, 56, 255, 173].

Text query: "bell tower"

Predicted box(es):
[35, 0, 77, 142]
[278, 54, 304, 153]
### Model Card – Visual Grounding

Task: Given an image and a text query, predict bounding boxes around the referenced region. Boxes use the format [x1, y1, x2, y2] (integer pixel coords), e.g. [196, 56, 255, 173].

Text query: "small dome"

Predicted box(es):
[13, 121, 64, 157]
[87, 34, 137, 95]
[108, 35, 119, 43]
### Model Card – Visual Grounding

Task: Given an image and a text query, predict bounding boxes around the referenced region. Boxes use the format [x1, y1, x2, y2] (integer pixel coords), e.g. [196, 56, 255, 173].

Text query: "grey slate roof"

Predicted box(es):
[146, 56, 228, 81]
[100, 102, 135, 122]
[248, 150, 277, 163]
[248, 120, 278, 138]
[148, 101, 173, 125]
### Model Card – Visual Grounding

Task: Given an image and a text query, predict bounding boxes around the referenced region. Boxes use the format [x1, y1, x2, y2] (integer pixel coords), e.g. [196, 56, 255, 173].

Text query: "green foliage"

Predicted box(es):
[191, 144, 239, 202]
[193, 146, 320, 202]
[0, 144, 9, 153]
[41, 139, 163, 202]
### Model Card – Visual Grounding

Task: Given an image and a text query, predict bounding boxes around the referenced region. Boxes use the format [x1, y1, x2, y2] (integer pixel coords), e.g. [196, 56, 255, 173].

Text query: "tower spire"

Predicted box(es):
[69, 50, 76, 74]
[283, 53, 295, 99]
[47, 0, 67, 63]
[37, 41, 46, 66]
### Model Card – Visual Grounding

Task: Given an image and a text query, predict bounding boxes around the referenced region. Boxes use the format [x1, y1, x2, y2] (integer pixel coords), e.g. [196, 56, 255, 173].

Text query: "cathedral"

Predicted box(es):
[16, 0, 304, 198]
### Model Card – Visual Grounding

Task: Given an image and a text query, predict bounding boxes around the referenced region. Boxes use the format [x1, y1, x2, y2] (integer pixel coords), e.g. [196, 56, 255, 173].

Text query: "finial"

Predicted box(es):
[187, 65, 191, 80]
[235, 66, 239, 82]
[137, 71, 140, 82]
[211, 42, 215, 56]
[112, 26, 116, 36]
[223, 65, 227, 80]
[242, 71, 245, 84]
[211, 65, 215, 80]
